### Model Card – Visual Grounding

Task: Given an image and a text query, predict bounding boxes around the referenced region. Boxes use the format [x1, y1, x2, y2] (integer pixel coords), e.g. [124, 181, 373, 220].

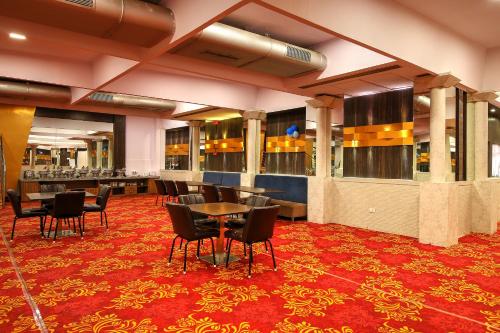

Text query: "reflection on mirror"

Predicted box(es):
[22, 116, 114, 178]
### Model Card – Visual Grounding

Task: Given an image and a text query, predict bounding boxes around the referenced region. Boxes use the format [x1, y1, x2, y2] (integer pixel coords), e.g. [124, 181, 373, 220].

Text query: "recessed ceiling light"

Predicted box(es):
[9, 32, 26, 40]
[491, 108, 496, 113]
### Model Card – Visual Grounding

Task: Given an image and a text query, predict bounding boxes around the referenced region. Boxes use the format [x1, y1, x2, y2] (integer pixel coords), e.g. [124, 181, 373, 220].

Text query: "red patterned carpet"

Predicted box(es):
[0, 195, 498, 332]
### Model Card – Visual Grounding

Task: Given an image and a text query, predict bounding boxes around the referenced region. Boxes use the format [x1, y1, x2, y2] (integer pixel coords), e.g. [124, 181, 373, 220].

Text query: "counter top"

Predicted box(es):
[20, 176, 159, 182]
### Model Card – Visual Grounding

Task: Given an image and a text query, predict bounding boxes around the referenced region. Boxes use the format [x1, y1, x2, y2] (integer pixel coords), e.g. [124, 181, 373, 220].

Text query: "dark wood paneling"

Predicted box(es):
[113, 115, 126, 170]
[343, 89, 414, 180]
[204, 118, 244, 172]
[265, 107, 307, 175]
[35, 107, 115, 123]
[165, 127, 189, 170]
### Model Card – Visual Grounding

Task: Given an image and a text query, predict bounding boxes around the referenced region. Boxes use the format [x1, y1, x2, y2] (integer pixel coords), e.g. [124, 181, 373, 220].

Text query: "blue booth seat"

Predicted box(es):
[254, 174, 307, 221]
[202, 172, 241, 186]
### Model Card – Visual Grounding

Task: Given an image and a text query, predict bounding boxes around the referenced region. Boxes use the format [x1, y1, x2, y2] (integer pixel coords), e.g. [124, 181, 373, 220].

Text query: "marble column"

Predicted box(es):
[430, 87, 447, 182]
[306, 95, 339, 223]
[474, 101, 489, 181]
[466, 101, 475, 181]
[189, 121, 203, 173]
[243, 111, 266, 177]
[469, 91, 498, 235]
[96, 141, 103, 168]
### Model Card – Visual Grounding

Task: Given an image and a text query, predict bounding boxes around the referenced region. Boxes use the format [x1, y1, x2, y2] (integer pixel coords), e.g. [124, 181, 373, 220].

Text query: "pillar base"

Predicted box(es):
[307, 176, 333, 224]
[471, 180, 500, 234]
[419, 182, 458, 247]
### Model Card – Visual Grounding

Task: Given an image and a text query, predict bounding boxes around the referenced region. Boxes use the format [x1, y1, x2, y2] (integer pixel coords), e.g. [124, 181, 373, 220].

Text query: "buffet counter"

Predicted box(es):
[19, 176, 159, 201]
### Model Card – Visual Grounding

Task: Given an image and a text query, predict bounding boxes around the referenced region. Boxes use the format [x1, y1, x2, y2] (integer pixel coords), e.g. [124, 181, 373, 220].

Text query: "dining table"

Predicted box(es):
[189, 202, 252, 265]
[26, 191, 96, 201]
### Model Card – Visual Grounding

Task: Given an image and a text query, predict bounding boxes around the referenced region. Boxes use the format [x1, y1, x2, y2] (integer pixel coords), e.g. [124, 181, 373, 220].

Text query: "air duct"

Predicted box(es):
[172, 22, 327, 77]
[0, 0, 174, 47]
[0, 80, 176, 111]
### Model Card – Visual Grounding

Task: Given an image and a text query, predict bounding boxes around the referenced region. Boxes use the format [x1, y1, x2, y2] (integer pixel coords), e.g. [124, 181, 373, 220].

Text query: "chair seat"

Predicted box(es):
[194, 218, 218, 228]
[83, 203, 101, 212]
[191, 227, 220, 240]
[20, 208, 47, 218]
[224, 217, 245, 229]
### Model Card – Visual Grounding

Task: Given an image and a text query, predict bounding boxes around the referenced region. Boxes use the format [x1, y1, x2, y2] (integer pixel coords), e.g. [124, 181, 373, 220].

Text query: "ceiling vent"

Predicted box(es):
[0, 0, 174, 47]
[0, 79, 176, 112]
[172, 23, 327, 77]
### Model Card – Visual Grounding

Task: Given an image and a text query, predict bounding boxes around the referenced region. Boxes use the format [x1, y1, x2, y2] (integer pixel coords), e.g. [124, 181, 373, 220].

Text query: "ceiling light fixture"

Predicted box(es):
[9, 32, 26, 40]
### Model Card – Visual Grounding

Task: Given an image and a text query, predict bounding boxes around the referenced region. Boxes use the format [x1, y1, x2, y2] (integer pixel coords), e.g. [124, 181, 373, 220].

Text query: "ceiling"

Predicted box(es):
[394, 0, 500, 48]
[221, 3, 334, 47]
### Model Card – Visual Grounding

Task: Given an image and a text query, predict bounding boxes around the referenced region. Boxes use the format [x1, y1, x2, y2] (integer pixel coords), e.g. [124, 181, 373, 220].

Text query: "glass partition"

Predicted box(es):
[489, 104, 500, 177]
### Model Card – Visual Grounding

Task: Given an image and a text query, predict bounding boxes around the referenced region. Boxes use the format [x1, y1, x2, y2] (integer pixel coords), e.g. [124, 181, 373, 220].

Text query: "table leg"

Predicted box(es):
[199, 215, 239, 266]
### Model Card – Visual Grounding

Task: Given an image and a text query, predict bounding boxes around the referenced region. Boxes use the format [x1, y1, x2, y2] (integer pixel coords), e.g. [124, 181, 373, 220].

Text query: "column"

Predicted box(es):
[430, 87, 447, 182]
[416, 74, 460, 247]
[189, 121, 203, 173]
[466, 101, 475, 180]
[108, 137, 114, 169]
[305, 95, 339, 224]
[96, 141, 103, 168]
[469, 91, 498, 234]
[29, 144, 37, 168]
[243, 111, 266, 176]
[85, 140, 93, 168]
[306, 96, 337, 178]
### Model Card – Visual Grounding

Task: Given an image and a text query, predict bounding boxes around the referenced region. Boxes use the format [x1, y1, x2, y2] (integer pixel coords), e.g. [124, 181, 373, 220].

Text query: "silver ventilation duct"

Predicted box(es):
[0, 80, 176, 111]
[172, 22, 327, 77]
[0, 0, 175, 47]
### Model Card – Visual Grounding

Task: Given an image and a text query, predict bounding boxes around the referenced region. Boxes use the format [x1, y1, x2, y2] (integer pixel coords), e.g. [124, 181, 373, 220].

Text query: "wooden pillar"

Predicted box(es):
[189, 121, 203, 172]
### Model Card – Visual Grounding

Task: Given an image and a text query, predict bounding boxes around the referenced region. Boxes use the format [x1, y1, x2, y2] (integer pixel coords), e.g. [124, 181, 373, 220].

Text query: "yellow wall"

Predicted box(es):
[0, 104, 35, 190]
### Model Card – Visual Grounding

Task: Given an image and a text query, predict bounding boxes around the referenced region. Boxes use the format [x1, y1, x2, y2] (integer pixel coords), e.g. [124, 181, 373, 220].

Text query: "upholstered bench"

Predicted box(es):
[254, 175, 307, 222]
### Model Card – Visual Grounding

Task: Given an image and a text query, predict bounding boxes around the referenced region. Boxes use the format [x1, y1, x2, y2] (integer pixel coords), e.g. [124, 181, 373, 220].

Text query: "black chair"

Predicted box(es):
[178, 194, 218, 228]
[6, 189, 47, 240]
[165, 203, 218, 273]
[47, 191, 85, 241]
[225, 205, 280, 277]
[219, 186, 239, 204]
[202, 185, 219, 203]
[165, 180, 179, 202]
[40, 184, 66, 210]
[225, 195, 271, 229]
[82, 185, 111, 231]
[154, 180, 168, 206]
[175, 181, 196, 196]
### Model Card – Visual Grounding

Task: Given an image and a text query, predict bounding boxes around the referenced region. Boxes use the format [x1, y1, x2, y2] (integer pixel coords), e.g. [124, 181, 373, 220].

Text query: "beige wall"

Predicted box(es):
[322, 178, 420, 238]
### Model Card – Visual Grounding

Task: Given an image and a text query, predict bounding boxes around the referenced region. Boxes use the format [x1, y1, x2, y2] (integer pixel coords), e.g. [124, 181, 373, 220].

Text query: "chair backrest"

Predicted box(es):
[178, 194, 205, 205]
[242, 206, 280, 243]
[165, 203, 197, 239]
[219, 186, 239, 203]
[40, 184, 66, 193]
[246, 195, 271, 207]
[202, 185, 219, 203]
[175, 181, 190, 195]
[154, 179, 167, 195]
[53, 191, 85, 218]
[96, 185, 111, 209]
[6, 189, 22, 217]
[165, 180, 178, 197]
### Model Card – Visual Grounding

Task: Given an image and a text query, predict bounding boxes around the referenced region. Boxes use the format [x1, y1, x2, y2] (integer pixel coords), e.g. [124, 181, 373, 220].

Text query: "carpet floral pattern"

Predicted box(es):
[0, 195, 498, 332]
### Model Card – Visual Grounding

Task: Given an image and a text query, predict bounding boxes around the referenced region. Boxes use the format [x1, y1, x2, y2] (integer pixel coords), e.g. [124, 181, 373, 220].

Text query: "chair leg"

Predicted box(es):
[168, 235, 179, 264]
[196, 240, 200, 258]
[155, 195, 159, 205]
[183, 241, 189, 274]
[77, 217, 84, 238]
[100, 211, 103, 226]
[225, 239, 233, 268]
[248, 243, 253, 278]
[267, 240, 277, 271]
[265, 241, 268, 252]
[10, 217, 17, 241]
[209, 238, 216, 267]
[53, 218, 60, 241]
[72, 217, 76, 233]
[47, 217, 54, 238]
[82, 212, 86, 233]
[243, 243, 247, 257]
[103, 211, 108, 229]
[179, 239, 183, 250]
[40, 216, 47, 237]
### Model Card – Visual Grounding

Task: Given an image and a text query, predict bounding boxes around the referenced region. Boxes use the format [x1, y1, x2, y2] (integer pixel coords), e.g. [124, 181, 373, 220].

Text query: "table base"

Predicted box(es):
[199, 253, 240, 266]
